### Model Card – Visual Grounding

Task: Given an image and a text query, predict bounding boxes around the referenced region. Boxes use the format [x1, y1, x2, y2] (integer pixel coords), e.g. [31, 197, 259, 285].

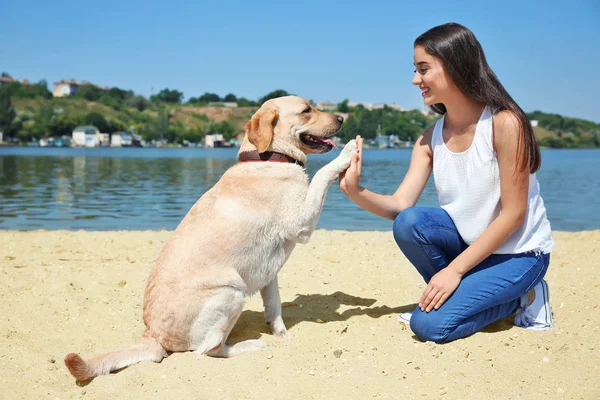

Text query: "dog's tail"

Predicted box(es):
[64, 329, 167, 381]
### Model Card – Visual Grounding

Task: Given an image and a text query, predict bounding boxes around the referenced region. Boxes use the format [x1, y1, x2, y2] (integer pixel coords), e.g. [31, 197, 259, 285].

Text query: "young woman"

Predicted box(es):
[339, 23, 554, 343]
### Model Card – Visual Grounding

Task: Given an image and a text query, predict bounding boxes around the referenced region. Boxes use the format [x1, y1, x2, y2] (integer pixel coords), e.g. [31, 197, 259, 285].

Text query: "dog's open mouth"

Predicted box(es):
[300, 134, 339, 152]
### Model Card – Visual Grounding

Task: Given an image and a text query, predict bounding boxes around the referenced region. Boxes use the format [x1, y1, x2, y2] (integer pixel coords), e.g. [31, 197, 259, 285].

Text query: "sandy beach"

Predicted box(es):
[1, 229, 599, 399]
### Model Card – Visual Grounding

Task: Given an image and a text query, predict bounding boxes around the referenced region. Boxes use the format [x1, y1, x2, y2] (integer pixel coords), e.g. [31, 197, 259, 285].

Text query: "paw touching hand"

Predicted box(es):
[338, 136, 363, 196]
[334, 139, 358, 172]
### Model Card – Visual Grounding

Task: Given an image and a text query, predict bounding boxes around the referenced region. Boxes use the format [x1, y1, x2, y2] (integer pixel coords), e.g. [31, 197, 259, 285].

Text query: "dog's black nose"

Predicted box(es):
[337, 115, 344, 123]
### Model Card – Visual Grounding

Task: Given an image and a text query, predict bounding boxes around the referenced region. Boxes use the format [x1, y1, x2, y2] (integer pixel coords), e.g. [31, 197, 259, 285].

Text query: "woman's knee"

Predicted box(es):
[392, 206, 426, 245]
[409, 310, 451, 343]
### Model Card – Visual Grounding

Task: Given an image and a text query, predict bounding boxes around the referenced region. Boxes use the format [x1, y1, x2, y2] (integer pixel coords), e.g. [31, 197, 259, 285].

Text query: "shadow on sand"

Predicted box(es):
[72, 291, 515, 384]
[229, 291, 417, 342]
[229, 290, 516, 344]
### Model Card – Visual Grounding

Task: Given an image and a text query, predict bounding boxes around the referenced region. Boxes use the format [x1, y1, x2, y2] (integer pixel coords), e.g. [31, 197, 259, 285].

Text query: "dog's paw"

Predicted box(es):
[268, 318, 292, 339]
[273, 328, 293, 340]
[333, 139, 358, 171]
[342, 139, 358, 155]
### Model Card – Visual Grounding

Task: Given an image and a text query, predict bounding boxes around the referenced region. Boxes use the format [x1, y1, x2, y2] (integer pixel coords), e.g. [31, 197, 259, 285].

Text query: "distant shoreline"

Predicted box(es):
[2, 142, 600, 150]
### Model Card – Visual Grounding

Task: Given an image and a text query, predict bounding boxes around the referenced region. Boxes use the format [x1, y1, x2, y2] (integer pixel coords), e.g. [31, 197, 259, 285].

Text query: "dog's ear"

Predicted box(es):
[246, 108, 278, 153]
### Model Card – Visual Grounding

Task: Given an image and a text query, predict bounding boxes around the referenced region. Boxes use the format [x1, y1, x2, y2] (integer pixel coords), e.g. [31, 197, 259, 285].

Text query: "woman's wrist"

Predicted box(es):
[345, 185, 363, 200]
[448, 261, 467, 277]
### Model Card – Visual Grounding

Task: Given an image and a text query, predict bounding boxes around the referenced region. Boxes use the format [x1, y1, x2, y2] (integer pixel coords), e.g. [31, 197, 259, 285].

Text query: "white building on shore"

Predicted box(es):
[111, 132, 140, 147]
[204, 134, 225, 148]
[72, 125, 101, 147]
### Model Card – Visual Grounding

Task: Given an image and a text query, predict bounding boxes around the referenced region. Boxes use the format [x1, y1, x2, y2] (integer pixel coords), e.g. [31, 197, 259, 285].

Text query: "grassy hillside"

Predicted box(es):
[533, 126, 555, 140]
[14, 98, 257, 132]
[7, 97, 257, 144]
[528, 110, 600, 148]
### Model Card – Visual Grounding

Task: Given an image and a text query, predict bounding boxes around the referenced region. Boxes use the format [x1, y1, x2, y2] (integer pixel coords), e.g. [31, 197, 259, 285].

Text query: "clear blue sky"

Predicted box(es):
[1, 0, 599, 122]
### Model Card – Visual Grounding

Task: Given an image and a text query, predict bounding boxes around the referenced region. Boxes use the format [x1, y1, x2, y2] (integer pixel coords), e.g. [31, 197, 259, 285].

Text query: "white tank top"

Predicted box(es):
[432, 106, 554, 254]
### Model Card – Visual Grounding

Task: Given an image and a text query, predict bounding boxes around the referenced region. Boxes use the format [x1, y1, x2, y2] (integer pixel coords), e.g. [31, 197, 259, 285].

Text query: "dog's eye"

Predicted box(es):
[302, 107, 312, 114]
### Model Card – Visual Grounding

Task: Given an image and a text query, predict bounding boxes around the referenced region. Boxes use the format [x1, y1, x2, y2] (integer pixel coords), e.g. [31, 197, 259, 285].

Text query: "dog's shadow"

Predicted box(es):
[228, 291, 416, 343]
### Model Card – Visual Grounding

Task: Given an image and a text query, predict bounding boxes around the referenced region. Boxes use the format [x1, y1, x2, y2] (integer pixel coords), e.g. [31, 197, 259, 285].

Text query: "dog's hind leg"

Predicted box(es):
[191, 287, 267, 358]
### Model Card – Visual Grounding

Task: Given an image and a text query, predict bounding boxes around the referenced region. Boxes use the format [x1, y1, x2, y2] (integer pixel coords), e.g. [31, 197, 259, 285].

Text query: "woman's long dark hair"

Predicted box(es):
[415, 23, 540, 173]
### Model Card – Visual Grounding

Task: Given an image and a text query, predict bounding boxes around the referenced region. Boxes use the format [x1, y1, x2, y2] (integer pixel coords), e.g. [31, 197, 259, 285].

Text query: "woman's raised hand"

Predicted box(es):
[339, 135, 363, 197]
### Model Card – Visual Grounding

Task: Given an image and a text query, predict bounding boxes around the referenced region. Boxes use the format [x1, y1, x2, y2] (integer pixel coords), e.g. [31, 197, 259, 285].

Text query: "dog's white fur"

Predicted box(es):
[65, 96, 358, 381]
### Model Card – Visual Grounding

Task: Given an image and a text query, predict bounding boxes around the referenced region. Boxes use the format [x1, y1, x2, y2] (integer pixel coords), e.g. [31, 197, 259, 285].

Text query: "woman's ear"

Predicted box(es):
[246, 108, 278, 153]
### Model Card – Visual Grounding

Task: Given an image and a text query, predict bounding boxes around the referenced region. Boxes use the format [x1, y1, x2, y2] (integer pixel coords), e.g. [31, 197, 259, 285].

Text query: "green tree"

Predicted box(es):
[107, 87, 132, 101]
[50, 113, 84, 137]
[17, 122, 41, 142]
[85, 112, 110, 132]
[140, 125, 158, 142]
[0, 91, 16, 135]
[258, 89, 289, 105]
[19, 80, 52, 98]
[127, 95, 149, 111]
[236, 97, 257, 107]
[76, 84, 104, 101]
[0, 80, 51, 99]
[140, 109, 170, 142]
[197, 92, 221, 103]
[107, 118, 126, 133]
[151, 88, 183, 103]
[99, 95, 121, 110]
[155, 109, 170, 138]
[224, 93, 237, 102]
[337, 99, 349, 113]
[213, 120, 236, 140]
[338, 115, 356, 142]
[32, 105, 56, 137]
[179, 127, 202, 144]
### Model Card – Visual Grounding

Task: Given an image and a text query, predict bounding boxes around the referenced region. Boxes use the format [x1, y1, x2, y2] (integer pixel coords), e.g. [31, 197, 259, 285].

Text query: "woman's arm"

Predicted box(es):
[339, 127, 434, 220]
[419, 111, 530, 312]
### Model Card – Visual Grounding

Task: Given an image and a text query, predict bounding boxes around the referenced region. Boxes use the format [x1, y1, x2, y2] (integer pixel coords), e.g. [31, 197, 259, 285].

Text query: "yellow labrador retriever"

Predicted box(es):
[65, 95, 358, 381]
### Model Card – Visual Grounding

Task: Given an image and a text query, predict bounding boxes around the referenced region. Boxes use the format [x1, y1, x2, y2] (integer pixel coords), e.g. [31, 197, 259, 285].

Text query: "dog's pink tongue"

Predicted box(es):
[320, 137, 338, 149]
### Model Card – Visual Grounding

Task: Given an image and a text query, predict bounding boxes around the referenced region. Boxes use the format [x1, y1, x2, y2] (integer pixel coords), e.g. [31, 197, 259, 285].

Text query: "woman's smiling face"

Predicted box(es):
[412, 45, 456, 107]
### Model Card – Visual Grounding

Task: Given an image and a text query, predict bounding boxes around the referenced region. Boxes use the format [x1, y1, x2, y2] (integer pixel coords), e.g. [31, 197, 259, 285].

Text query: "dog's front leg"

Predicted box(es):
[260, 276, 290, 339]
[295, 139, 358, 243]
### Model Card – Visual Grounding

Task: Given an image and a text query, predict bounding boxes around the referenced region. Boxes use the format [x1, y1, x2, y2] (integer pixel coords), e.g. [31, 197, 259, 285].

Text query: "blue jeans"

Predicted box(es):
[393, 207, 550, 343]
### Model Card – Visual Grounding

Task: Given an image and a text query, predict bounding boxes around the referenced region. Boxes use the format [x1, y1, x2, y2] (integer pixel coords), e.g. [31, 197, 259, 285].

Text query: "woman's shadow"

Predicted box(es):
[229, 291, 417, 342]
